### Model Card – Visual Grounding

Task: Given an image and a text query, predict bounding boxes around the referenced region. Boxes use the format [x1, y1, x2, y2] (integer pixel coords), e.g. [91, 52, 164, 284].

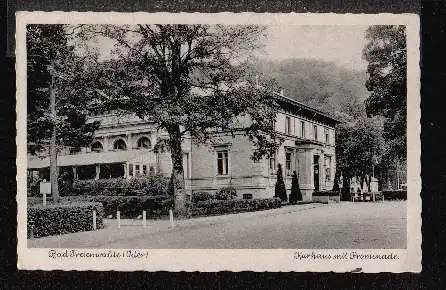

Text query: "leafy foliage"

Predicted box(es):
[191, 191, 216, 203]
[335, 115, 385, 179]
[27, 202, 104, 238]
[28, 195, 173, 219]
[215, 186, 237, 200]
[27, 24, 100, 154]
[71, 175, 170, 196]
[191, 197, 282, 217]
[253, 58, 369, 116]
[274, 163, 287, 202]
[78, 25, 281, 210]
[362, 25, 407, 159]
[289, 170, 302, 204]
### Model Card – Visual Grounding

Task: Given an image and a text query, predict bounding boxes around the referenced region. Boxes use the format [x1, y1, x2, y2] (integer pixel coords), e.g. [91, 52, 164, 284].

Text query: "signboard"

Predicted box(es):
[39, 182, 51, 195]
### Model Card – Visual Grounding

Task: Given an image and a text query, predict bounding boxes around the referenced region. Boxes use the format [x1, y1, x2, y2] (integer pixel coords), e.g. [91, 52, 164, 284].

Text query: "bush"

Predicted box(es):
[289, 171, 302, 204]
[27, 174, 40, 197]
[275, 164, 287, 202]
[191, 191, 215, 203]
[71, 174, 170, 196]
[382, 190, 407, 200]
[191, 197, 282, 217]
[313, 190, 341, 197]
[216, 186, 237, 200]
[27, 202, 104, 238]
[62, 195, 173, 218]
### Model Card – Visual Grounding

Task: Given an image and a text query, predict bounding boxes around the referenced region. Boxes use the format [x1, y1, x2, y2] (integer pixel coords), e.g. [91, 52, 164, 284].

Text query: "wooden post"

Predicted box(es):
[169, 209, 174, 228]
[142, 211, 146, 227]
[93, 210, 97, 230]
[43, 192, 47, 206]
[117, 211, 121, 228]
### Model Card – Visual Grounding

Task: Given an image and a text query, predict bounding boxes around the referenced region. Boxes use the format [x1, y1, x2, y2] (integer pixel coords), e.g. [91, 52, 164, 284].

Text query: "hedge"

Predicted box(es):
[61, 195, 173, 218]
[313, 190, 341, 197]
[382, 190, 407, 200]
[191, 191, 215, 203]
[191, 198, 282, 217]
[27, 202, 104, 238]
[70, 175, 169, 196]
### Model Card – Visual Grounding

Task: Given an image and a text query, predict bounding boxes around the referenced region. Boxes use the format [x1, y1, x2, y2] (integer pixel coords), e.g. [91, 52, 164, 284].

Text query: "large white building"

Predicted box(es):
[28, 94, 340, 200]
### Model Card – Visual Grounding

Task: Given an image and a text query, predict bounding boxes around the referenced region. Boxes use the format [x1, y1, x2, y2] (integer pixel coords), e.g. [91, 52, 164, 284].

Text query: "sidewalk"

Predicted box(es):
[27, 202, 327, 248]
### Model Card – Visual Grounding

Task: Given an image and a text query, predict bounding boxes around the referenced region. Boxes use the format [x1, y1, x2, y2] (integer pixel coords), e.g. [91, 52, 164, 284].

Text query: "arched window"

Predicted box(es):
[137, 136, 151, 149]
[113, 139, 127, 150]
[91, 141, 103, 152]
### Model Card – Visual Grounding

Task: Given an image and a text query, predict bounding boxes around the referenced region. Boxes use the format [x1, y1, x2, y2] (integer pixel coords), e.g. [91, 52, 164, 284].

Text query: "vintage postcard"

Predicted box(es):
[16, 12, 421, 272]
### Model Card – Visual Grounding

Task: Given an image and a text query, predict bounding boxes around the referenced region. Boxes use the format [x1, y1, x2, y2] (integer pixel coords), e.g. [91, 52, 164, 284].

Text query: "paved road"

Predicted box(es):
[29, 201, 406, 249]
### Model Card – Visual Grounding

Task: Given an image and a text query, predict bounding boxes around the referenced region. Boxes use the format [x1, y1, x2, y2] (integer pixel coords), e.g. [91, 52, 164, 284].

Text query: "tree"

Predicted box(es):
[275, 164, 287, 202]
[335, 112, 385, 200]
[362, 25, 407, 160]
[27, 24, 100, 201]
[289, 170, 302, 204]
[79, 25, 280, 213]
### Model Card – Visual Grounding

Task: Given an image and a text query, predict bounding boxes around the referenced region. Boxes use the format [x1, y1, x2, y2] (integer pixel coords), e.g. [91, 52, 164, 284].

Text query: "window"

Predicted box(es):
[142, 165, 147, 175]
[313, 125, 318, 140]
[325, 156, 332, 183]
[285, 116, 291, 135]
[70, 147, 81, 154]
[135, 165, 140, 175]
[113, 139, 127, 150]
[269, 154, 276, 173]
[217, 150, 229, 175]
[243, 194, 253, 200]
[325, 128, 330, 144]
[91, 141, 103, 152]
[300, 121, 305, 138]
[285, 150, 293, 176]
[129, 163, 133, 177]
[137, 136, 151, 149]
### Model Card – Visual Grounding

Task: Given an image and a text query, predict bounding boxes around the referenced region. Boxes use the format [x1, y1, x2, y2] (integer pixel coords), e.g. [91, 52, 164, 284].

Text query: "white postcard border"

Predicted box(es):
[16, 12, 421, 272]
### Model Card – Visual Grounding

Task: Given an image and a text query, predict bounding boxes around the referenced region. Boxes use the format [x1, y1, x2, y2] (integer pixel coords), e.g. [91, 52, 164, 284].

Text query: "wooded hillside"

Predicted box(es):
[254, 58, 368, 116]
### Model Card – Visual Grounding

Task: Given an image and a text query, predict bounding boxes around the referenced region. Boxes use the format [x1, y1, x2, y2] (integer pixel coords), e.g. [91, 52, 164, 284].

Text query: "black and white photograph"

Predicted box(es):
[16, 12, 420, 272]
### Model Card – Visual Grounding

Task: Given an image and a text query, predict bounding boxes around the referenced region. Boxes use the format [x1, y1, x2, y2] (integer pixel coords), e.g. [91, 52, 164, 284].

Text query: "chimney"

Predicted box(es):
[280, 88, 284, 96]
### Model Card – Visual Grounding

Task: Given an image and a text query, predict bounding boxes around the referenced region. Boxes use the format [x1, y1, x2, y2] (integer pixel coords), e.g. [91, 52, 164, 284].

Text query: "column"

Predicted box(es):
[72, 166, 78, 180]
[95, 164, 100, 180]
[103, 136, 108, 151]
[127, 133, 132, 150]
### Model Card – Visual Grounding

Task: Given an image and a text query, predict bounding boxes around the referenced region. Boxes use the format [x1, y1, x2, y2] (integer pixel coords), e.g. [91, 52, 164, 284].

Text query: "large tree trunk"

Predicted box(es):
[168, 125, 186, 214]
[49, 74, 59, 202]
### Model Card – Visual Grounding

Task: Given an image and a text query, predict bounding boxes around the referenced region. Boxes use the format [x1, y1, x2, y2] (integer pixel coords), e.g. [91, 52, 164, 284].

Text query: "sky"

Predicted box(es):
[260, 25, 369, 71]
[90, 25, 370, 72]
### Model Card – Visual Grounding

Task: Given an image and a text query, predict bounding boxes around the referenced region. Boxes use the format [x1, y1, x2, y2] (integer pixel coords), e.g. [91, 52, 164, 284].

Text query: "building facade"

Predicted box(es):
[28, 94, 339, 201]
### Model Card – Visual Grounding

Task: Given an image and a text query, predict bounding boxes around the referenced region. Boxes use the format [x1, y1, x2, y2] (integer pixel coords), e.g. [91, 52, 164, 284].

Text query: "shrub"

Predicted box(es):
[191, 197, 282, 217]
[71, 174, 170, 196]
[27, 174, 40, 197]
[61, 195, 173, 218]
[216, 186, 237, 200]
[27, 202, 104, 238]
[313, 190, 341, 197]
[191, 191, 215, 203]
[275, 164, 287, 202]
[289, 171, 302, 204]
[382, 190, 407, 200]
